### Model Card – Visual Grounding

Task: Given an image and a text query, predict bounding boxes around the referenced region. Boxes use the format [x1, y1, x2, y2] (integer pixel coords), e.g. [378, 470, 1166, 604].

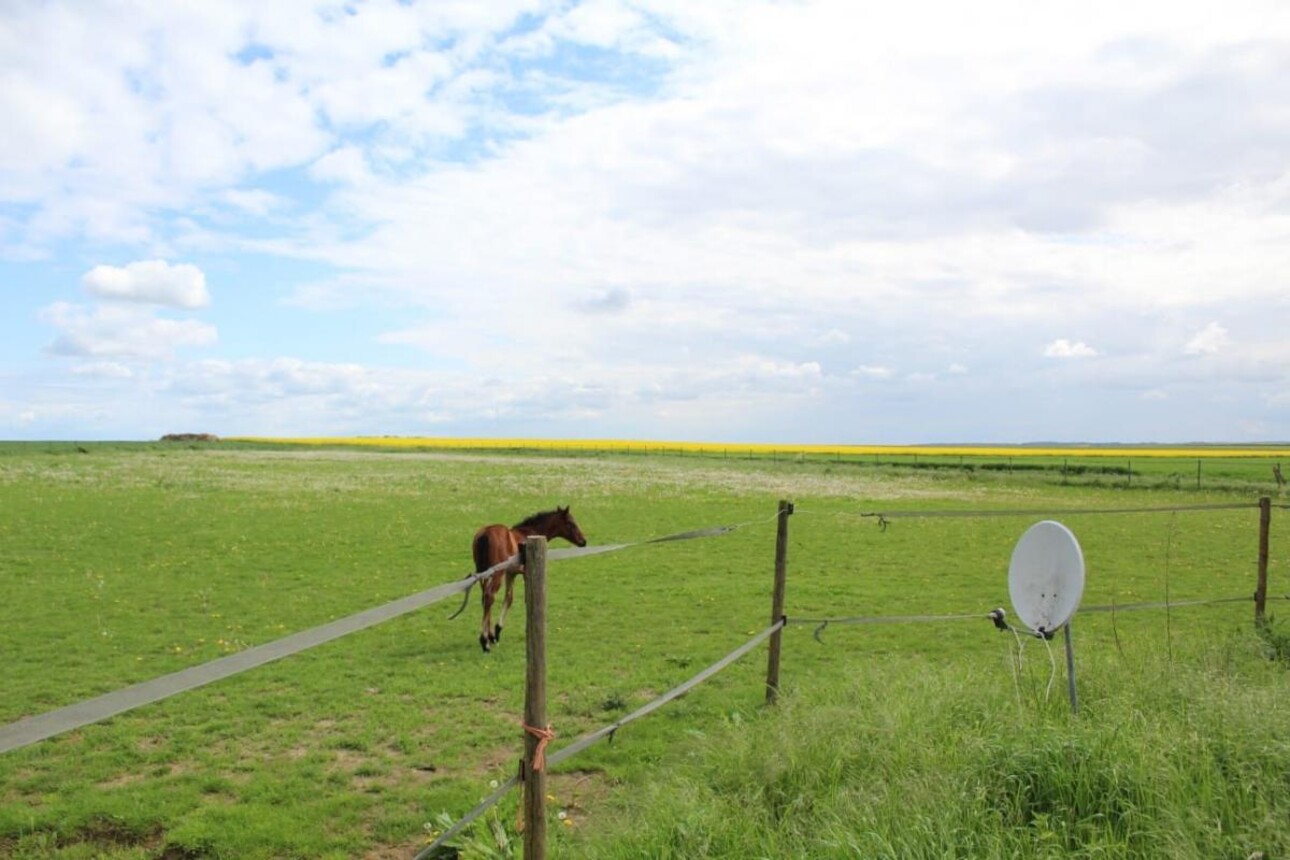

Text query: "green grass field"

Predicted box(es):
[1, 443, 1287, 858]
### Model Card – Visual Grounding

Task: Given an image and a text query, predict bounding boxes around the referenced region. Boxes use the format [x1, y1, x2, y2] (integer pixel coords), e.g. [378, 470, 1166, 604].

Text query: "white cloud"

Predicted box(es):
[553, 0, 645, 48]
[41, 302, 218, 361]
[818, 329, 850, 345]
[173, 358, 374, 401]
[1044, 339, 1099, 359]
[1184, 322, 1230, 356]
[82, 260, 211, 309]
[219, 189, 285, 216]
[6, 1, 1290, 442]
[71, 362, 136, 379]
[737, 357, 822, 381]
[573, 287, 633, 315]
[309, 147, 372, 186]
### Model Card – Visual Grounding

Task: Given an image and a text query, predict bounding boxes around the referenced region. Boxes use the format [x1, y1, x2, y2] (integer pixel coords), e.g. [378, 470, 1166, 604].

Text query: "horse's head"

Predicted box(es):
[556, 506, 587, 547]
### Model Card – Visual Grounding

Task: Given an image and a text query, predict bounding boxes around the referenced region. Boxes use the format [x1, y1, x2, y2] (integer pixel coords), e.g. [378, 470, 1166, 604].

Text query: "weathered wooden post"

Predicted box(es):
[522, 536, 549, 859]
[1256, 497, 1271, 626]
[765, 500, 793, 705]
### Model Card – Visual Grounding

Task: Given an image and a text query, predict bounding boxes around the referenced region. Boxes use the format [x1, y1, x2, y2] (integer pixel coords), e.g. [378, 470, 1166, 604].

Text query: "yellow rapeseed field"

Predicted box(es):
[229, 436, 1290, 460]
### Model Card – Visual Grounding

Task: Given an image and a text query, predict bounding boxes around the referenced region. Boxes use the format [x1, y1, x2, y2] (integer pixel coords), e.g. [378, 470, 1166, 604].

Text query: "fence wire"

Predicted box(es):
[791, 594, 1272, 643]
[853, 501, 1257, 525]
[419, 590, 1278, 854]
[414, 620, 785, 859]
[0, 520, 760, 755]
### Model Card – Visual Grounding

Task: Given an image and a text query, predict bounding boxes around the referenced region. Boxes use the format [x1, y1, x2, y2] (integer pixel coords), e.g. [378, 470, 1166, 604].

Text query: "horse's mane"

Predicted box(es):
[513, 509, 563, 530]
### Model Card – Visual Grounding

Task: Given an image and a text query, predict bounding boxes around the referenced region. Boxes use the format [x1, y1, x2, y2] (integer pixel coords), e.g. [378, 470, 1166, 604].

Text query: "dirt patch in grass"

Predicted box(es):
[476, 743, 522, 779]
[80, 818, 164, 848]
[98, 770, 147, 789]
[548, 768, 615, 828]
[330, 747, 367, 769]
[15, 818, 169, 857]
[361, 837, 433, 860]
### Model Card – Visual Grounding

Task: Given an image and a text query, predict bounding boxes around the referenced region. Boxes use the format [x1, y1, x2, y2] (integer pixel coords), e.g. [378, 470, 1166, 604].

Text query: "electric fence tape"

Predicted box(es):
[414, 620, 785, 859]
[857, 501, 1257, 524]
[0, 521, 758, 755]
[416, 592, 1272, 855]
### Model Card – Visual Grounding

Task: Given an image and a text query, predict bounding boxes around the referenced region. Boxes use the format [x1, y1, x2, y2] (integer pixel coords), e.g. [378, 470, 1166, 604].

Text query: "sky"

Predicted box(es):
[2, 0, 1289, 444]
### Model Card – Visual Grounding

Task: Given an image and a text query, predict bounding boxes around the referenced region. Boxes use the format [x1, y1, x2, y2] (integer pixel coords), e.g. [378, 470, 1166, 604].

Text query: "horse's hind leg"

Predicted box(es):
[494, 572, 518, 644]
[480, 585, 496, 652]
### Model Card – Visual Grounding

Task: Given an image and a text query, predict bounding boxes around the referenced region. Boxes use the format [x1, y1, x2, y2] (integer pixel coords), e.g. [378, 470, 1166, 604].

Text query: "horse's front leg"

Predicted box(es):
[494, 571, 520, 644]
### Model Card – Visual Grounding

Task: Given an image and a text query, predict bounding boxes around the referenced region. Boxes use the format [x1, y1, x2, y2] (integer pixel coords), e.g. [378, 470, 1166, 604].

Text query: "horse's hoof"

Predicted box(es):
[493, 624, 503, 643]
[479, 635, 490, 653]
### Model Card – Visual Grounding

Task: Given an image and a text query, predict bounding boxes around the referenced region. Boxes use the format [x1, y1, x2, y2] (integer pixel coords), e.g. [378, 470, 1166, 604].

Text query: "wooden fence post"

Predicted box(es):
[523, 536, 548, 860]
[765, 500, 792, 705]
[1256, 497, 1271, 626]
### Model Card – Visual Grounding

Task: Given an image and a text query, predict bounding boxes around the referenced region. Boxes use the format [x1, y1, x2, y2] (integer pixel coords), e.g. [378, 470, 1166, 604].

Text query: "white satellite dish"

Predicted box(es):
[1008, 520, 1085, 636]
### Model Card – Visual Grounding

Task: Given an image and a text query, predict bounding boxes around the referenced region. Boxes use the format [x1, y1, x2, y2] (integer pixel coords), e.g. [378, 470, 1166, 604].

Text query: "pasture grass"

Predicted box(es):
[217, 436, 1290, 493]
[567, 637, 1290, 860]
[0, 443, 1287, 858]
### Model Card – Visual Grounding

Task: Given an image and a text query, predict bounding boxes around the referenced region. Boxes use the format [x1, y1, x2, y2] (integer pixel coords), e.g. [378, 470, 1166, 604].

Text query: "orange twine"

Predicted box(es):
[523, 722, 556, 773]
[517, 723, 556, 833]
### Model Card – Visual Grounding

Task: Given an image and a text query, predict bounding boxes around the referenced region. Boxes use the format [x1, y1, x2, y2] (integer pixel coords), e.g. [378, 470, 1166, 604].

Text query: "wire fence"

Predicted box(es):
[415, 620, 786, 858]
[0, 519, 767, 756]
[2, 495, 1279, 858]
[418, 497, 1279, 854]
[423, 578, 1281, 854]
[418, 590, 1281, 855]
[846, 501, 1259, 531]
[857, 502, 1259, 519]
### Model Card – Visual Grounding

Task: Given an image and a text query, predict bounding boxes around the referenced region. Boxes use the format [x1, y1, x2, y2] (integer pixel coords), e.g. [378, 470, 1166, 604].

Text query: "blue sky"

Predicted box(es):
[3, 0, 1289, 443]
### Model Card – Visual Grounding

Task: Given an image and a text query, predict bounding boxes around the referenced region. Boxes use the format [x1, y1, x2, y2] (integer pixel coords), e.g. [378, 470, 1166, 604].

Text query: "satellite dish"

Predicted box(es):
[1008, 520, 1085, 636]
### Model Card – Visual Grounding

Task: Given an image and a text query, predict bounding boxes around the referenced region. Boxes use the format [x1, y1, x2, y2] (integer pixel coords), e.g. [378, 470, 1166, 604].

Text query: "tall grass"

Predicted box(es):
[567, 638, 1290, 860]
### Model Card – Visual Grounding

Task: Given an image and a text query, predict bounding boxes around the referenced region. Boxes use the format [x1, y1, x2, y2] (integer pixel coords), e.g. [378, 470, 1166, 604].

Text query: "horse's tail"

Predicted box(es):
[472, 532, 491, 574]
[448, 579, 473, 620]
[449, 532, 493, 621]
